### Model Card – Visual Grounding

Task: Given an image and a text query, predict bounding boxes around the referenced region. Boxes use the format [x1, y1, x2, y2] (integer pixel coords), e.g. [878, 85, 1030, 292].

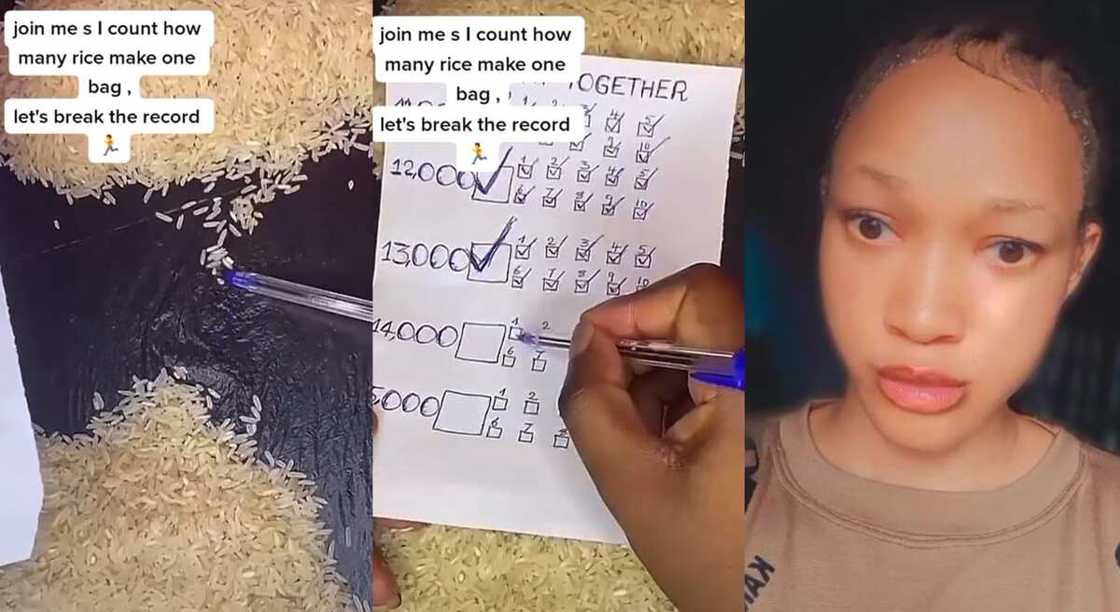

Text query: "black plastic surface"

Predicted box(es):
[0, 148, 374, 603]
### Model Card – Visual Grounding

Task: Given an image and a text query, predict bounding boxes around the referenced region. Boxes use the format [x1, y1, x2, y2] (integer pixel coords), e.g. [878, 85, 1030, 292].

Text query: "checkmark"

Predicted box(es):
[542, 278, 561, 291]
[576, 247, 591, 262]
[606, 175, 619, 187]
[606, 247, 627, 264]
[517, 164, 533, 179]
[547, 166, 561, 179]
[514, 239, 535, 259]
[633, 208, 649, 221]
[570, 133, 590, 151]
[468, 215, 517, 271]
[637, 114, 666, 137]
[473, 147, 514, 196]
[635, 150, 651, 163]
[513, 185, 536, 204]
[603, 145, 619, 158]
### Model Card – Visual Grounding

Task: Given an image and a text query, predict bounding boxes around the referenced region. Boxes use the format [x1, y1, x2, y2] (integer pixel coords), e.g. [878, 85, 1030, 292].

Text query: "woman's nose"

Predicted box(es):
[883, 246, 965, 345]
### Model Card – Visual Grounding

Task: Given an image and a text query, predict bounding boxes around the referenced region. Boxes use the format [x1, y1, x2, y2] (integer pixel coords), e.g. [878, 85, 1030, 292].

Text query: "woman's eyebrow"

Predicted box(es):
[985, 197, 1048, 214]
[856, 164, 908, 189]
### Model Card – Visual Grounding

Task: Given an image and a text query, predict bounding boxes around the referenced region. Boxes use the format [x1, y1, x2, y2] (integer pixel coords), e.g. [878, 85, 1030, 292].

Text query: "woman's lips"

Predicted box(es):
[876, 365, 967, 413]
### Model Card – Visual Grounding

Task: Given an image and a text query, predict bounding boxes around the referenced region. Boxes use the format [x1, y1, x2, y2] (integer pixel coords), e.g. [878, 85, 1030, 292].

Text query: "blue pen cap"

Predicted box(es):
[690, 348, 745, 391]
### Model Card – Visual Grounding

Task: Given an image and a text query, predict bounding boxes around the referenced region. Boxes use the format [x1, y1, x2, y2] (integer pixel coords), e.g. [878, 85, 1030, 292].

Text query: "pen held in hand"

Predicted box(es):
[517, 332, 745, 392]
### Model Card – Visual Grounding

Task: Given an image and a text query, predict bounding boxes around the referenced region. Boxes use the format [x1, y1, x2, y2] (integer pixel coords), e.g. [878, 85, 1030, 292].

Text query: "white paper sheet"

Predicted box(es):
[0, 271, 44, 566]
[372, 55, 742, 543]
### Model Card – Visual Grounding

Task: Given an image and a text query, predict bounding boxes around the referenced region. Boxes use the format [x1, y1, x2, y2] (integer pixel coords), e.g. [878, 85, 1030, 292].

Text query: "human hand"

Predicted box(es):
[559, 263, 745, 612]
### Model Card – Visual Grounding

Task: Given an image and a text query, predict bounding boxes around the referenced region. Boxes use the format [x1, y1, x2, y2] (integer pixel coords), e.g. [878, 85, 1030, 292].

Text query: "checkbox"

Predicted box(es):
[606, 251, 623, 265]
[637, 123, 655, 137]
[574, 199, 587, 212]
[543, 194, 558, 208]
[603, 144, 619, 158]
[512, 276, 525, 289]
[577, 169, 591, 183]
[570, 139, 585, 152]
[486, 425, 502, 439]
[546, 166, 561, 180]
[553, 431, 570, 448]
[605, 175, 619, 187]
[575, 279, 591, 294]
[542, 277, 560, 291]
[513, 192, 528, 204]
[517, 164, 533, 179]
[515, 244, 531, 259]
[518, 427, 535, 443]
[635, 254, 652, 268]
[501, 353, 516, 367]
[545, 245, 560, 258]
[601, 206, 617, 216]
[635, 150, 651, 164]
[492, 396, 509, 411]
[634, 177, 650, 190]
[523, 399, 540, 415]
[508, 326, 523, 340]
[575, 247, 591, 262]
[531, 357, 547, 372]
[633, 207, 650, 221]
[607, 282, 623, 296]
[605, 118, 621, 133]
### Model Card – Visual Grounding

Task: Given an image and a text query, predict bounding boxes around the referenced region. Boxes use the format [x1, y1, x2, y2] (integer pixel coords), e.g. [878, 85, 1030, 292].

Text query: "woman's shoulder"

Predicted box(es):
[1080, 438, 1120, 490]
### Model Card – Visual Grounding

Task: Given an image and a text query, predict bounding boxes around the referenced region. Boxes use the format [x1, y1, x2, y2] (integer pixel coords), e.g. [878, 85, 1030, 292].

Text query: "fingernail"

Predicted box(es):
[570, 321, 595, 358]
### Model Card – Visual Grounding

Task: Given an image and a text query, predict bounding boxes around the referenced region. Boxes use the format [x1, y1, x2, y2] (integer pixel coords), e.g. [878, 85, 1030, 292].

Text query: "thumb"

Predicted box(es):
[559, 321, 686, 519]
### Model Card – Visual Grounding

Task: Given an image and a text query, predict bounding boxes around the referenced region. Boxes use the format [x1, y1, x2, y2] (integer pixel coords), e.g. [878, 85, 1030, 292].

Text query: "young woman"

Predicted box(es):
[746, 12, 1120, 611]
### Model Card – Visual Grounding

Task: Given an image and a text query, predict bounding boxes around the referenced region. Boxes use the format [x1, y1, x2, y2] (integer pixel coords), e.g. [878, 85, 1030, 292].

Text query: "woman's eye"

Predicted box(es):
[844, 212, 895, 241]
[989, 240, 1039, 266]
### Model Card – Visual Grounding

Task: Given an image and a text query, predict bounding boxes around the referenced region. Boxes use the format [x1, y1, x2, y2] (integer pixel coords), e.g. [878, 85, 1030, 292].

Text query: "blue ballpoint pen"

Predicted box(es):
[224, 270, 745, 392]
[517, 333, 745, 392]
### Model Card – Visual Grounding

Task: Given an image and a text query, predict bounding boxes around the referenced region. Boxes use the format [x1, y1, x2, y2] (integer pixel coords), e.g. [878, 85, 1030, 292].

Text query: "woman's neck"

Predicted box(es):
[808, 392, 1056, 492]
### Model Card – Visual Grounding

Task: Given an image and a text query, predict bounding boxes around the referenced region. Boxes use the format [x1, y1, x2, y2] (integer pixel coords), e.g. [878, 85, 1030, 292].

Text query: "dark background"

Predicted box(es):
[0, 149, 376, 602]
[747, 0, 1120, 451]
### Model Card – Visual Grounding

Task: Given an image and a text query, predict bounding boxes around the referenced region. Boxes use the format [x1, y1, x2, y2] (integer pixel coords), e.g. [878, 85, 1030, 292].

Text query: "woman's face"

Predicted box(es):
[821, 48, 1101, 451]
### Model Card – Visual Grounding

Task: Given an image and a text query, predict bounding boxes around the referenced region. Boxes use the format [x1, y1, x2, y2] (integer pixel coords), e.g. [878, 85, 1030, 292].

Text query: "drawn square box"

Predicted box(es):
[486, 424, 503, 439]
[570, 138, 586, 152]
[492, 396, 508, 411]
[466, 243, 512, 283]
[518, 427, 534, 444]
[575, 246, 591, 262]
[516, 164, 533, 179]
[606, 249, 624, 265]
[637, 121, 656, 137]
[553, 430, 570, 448]
[633, 204, 652, 221]
[511, 275, 526, 289]
[635, 253, 653, 269]
[433, 390, 492, 436]
[454, 322, 507, 364]
[542, 192, 559, 207]
[607, 281, 624, 296]
[605, 173, 620, 187]
[508, 325, 524, 340]
[605, 117, 622, 133]
[603, 143, 620, 158]
[546, 166, 561, 180]
[576, 169, 592, 183]
[601, 203, 619, 216]
[574, 278, 592, 294]
[574, 198, 588, 212]
[531, 356, 547, 372]
[545, 244, 561, 258]
[471, 166, 514, 204]
[524, 398, 540, 415]
[513, 187, 534, 205]
[501, 353, 516, 367]
[635, 149, 651, 164]
[514, 244, 531, 259]
[542, 277, 560, 292]
[634, 175, 652, 190]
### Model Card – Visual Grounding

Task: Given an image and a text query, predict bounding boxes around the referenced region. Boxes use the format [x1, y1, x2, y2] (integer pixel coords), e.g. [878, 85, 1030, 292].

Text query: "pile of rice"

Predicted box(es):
[377, 525, 675, 612]
[0, 0, 374, 276]
[0, 369, 356, 611]
[372, 2, 742, 609]
[374, 0, 747, 175]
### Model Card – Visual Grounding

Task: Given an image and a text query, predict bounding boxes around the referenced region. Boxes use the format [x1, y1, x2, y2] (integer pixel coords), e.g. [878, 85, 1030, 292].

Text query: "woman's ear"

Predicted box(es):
[1066, 220, 1103, 299]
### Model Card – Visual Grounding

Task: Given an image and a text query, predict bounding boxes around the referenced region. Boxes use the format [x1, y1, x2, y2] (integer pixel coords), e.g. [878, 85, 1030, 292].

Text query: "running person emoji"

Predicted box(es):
[103, 134, 118, 156]
[472, 142, 487, 165]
